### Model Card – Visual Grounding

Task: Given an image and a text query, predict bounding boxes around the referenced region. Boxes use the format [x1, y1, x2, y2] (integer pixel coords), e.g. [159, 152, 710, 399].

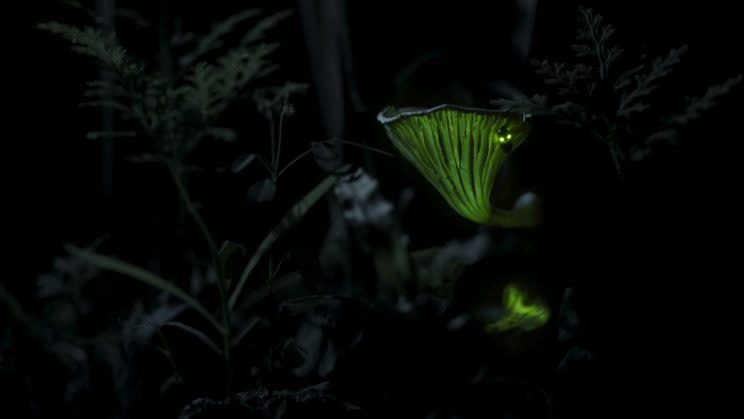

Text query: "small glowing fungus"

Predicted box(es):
[378, 105, 537, 227]
[485, 285, 550, 333]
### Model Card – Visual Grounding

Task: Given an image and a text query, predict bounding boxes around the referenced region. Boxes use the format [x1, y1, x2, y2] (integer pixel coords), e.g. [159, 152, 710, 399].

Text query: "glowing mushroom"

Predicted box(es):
[484, 284, 550, 333]
[378, 105, 539, 227]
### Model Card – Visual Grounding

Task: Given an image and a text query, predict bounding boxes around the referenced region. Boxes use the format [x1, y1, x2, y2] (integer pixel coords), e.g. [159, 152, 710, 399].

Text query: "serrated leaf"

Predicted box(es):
[668, 75, 743, 125]
[179, 9, 263, 69]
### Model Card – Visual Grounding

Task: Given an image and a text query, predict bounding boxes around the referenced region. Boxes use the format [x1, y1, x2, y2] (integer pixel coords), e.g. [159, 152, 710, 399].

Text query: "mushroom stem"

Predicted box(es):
[487, 192, 542, 228]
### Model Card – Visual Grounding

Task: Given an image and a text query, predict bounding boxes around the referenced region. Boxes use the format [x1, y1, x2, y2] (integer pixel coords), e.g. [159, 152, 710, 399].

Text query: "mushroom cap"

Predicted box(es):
[378, 105, 531, 224]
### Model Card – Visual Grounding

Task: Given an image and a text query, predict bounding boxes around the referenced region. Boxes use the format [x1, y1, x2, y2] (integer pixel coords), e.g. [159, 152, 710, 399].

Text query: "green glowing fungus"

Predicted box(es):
[485, 285, 550, 333]
[378, 105, 537, 227]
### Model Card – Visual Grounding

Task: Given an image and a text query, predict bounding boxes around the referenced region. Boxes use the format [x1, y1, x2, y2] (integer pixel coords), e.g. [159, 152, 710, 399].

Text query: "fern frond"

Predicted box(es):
[617, 45, 688, 118]
[37, 22, 141, 77]
[668, 75, 742, 125]
[83, 80, 129, 98]
[42, 8, 290, 160]
[180, 43, 278, 121]
[240, 10, 293, 46]
[573, 7, 623, 80]
[179, 9, 263, 69]
[532, 60, 593, 96]
[613, 63, 645, 92]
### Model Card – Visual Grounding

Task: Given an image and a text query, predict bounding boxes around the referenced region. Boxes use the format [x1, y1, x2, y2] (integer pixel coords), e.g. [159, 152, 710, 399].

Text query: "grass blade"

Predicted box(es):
[232, 315, 261, 347]
[228, 175, 338, 310]
[164, 321, 222, 356]
[65, 245, 225, 334]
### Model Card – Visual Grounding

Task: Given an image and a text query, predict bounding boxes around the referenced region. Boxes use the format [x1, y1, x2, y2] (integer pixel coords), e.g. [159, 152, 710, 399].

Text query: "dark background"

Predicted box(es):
[6, 0, 742, 416]
[15, 0, 741, 276]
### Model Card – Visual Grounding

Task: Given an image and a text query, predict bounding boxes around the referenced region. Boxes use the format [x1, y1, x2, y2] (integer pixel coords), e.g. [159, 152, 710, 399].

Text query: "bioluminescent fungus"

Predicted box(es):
[378, 105, 538, 227]
[485, 284, 550, 333]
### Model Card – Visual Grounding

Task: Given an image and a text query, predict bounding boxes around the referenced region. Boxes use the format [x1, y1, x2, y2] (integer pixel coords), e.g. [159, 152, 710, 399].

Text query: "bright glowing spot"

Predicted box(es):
[499, 136, 506, 143]
[507, 134, 512, 139]
[485, 285, 550, 333]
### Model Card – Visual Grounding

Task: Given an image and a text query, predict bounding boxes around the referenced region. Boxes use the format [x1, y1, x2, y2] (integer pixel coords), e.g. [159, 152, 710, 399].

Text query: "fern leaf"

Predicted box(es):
[37, 22, 141, 77]
[617, 45, 688, 118]
[240, 10, 293, 46]
[613, 63, 645, 92]
[179, 9, 263, 69]
[573, 7, 622, 79]
[668, 75, 742, 125]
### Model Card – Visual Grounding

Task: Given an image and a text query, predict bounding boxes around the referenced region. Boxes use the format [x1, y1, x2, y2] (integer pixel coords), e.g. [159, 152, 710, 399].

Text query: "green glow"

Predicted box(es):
[485, 285, 550, 333]
[378, 105, 535, 226]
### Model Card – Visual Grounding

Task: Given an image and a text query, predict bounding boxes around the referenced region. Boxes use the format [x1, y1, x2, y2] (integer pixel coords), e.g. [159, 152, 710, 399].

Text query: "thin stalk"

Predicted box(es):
[167, 162, 218, 256]
[269, 116, 277, 179]
[156, 328, 182, 382]
[277, 148, 313, 178]
[228, 175, 338, 311]
[609, 141, 624, 176]
[256, 154, 274, 176]
[67, 244, 225, 334]
[275, 95, 288, 173]
[336, 139, 394, 157]
[277, 138, 393, 180]
[166, 161, 233, 394]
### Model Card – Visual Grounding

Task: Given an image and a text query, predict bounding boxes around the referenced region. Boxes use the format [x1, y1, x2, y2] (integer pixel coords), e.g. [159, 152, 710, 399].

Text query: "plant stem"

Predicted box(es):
[608, 141, 624, 176]
[275, 95, 287, 174]
[277, 148, 313, 178]
[166, 161, 233, 394]
[167, 162, 218, 257]
[336, 139, 394, 157]
[269, 116, 277, 179]
[66, 245, 225, 334]
[229, 175, 339, 311]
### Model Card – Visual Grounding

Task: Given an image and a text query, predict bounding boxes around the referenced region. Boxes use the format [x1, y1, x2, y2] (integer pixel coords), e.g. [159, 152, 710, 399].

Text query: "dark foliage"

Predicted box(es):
[4, 2, 739, 419]
[493, 7, 741, 175]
